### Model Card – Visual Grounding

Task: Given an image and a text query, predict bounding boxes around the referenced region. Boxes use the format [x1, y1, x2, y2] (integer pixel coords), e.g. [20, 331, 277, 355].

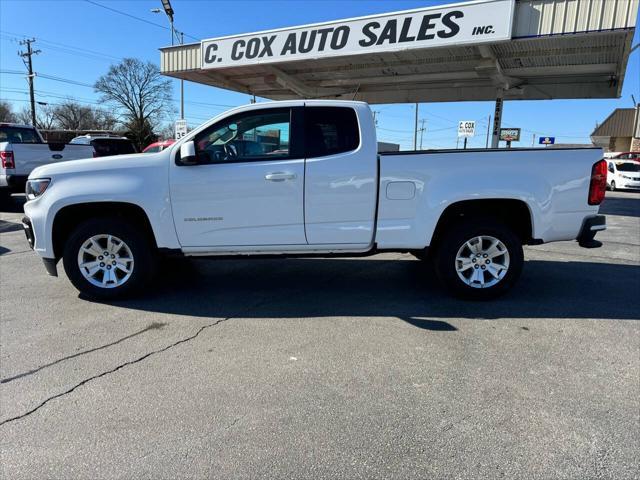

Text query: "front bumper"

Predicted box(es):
[577, 215, 606, 248]
[619, 181, 640, 190]
[22, 215, 58, 276]
[21, 216, 35, 249]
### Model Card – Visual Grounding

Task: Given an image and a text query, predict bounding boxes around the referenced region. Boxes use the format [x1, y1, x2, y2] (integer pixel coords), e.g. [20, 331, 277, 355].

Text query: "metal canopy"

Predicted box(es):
[160, 0, 638, 103]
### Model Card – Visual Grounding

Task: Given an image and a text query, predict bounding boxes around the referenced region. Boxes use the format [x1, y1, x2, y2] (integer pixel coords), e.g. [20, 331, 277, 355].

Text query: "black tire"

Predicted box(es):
[610, 180, 616, 191]
[63, 217, 156, 300]
[411, 249, 430, 261]
[433, 218, 524, 300]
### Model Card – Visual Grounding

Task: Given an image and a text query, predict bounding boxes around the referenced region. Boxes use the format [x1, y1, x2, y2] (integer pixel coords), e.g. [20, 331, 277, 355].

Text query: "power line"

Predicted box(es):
[83, 0, 200, 42]
[37, 73, 94, 88]
[0, 31, 123, 62]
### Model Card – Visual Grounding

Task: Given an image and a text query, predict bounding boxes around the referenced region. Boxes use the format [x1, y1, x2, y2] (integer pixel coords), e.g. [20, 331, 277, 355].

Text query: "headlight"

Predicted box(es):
[26, 178, 51, 200]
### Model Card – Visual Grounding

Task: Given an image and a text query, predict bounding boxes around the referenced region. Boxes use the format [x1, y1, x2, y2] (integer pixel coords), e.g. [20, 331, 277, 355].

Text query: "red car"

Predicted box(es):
[612, 152, 640, 160]
[142, 139, 175, 153]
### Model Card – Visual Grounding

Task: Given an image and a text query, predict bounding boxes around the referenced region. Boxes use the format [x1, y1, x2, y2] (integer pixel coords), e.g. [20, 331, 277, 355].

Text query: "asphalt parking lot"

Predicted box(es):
[1, 191, 638, 479]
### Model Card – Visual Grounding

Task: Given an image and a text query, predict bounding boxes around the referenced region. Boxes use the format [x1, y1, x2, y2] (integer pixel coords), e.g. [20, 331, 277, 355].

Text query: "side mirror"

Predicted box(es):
[179, 141, 197, 165]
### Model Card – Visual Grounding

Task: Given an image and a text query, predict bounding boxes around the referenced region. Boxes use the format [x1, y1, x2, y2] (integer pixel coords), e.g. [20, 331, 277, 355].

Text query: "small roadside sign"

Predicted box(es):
[458, 121, 476, 138]
[175, 119, 188, 140]
[499, 128, 521, 142]
[539, 136, 555, 145]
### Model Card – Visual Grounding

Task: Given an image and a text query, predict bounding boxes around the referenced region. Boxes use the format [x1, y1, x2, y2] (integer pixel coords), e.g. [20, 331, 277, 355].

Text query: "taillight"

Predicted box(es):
[588, 159, 607, 205]
[1, 151, 15, 169]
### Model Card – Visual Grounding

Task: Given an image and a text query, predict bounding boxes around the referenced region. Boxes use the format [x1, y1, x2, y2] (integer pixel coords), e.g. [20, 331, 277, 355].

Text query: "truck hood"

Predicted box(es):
[29, 151, 166, 178]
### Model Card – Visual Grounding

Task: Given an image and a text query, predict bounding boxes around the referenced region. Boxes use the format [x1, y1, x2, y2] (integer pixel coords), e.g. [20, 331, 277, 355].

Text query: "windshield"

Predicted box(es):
[0, 126, 41, 143]
[615, 161, 640, 172]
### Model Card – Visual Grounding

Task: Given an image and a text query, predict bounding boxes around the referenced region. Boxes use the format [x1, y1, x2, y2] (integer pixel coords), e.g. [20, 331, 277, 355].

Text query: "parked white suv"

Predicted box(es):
[22, 100, 607, 300]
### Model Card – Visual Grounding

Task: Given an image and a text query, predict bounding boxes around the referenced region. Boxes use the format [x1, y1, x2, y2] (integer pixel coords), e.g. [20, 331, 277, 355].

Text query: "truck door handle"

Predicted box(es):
[265, 172, 296, 182]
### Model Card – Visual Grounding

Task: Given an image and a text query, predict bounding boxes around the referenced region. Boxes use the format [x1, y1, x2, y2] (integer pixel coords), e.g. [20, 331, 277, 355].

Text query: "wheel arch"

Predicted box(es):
[52, 202, 157, 259]
[430, 199, 534, 251]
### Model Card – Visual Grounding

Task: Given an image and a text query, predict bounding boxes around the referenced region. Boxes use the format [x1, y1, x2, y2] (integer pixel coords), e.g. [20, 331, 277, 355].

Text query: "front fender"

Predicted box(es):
[24, 166, 180, 259]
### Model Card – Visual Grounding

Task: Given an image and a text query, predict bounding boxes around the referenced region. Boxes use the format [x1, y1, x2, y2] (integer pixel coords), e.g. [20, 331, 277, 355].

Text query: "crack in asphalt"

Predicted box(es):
[1, 322, 168, 385]
[0, 317, 231, 426]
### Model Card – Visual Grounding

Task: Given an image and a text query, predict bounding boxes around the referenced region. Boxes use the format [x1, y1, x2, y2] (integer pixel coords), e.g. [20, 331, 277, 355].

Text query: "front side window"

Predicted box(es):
[305, 107, 360, 158]
[194, 108, 291, 164]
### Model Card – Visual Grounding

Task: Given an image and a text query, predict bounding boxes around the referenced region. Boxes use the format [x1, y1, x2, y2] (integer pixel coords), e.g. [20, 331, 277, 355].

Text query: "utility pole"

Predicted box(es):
[485, 114, 491, 148]
[19, 38, 41, 127]
[372, 110, 379, 126]
[419, 119, 426, 150]
[179, 31, 184, 120]
[413, 103, 419, 150]
[531, 133, 536, 147]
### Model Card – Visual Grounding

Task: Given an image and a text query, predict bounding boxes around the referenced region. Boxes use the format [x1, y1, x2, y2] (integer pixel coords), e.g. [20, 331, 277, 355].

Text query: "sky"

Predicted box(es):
[0, 0, 638, 150]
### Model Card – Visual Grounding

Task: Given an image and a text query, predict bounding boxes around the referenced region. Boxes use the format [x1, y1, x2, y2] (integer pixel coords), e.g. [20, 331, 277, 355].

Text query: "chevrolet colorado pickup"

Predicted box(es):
[22, 100, 607, 300]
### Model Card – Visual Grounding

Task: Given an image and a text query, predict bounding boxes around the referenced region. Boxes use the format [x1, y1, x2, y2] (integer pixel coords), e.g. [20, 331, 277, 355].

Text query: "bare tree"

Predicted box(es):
[0, 101, 17, 123]
[17, 105, 57, 129]
[94, 58, 173, 148]
[53, 101, 118, 131]
[158, 122, 175, 141]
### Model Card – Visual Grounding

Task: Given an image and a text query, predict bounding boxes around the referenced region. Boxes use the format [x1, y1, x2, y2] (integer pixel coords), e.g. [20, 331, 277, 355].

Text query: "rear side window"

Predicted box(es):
[0, 126, 40, 144]
[92, 139, 136, 156]
[305, 107, 360, 158]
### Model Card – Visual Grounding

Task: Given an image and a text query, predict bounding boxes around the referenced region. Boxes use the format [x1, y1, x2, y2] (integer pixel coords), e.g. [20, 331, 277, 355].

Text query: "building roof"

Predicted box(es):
[592, 109, 638, 137]
[160, 0, 638, 104]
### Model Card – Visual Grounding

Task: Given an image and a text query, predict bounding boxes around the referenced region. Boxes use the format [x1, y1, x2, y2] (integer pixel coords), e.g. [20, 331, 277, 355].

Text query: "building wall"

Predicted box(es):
[613, 137, 632, 152]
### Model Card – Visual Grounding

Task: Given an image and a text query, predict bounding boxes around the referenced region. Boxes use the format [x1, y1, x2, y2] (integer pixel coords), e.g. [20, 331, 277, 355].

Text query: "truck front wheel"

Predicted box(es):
[434, 218, 523, 300]
[62, 218, 156, 300]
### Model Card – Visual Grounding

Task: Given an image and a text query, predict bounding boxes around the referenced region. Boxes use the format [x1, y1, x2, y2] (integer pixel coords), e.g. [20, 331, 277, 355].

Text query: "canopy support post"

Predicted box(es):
[491, 89, 504, 148]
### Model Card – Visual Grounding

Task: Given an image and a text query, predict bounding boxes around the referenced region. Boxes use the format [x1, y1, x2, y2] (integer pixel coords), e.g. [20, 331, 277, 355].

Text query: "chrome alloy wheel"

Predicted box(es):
[77, 234, 134, 288]
[455, 235, 510, 289]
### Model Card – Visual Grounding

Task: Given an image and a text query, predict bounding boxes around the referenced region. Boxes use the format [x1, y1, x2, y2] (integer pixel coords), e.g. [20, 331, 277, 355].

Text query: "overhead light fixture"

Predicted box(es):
[161, 0, 174, 21]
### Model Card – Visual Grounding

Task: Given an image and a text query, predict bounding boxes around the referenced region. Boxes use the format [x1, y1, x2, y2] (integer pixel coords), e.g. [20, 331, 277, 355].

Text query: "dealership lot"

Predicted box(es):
[0, 192, 638, 479]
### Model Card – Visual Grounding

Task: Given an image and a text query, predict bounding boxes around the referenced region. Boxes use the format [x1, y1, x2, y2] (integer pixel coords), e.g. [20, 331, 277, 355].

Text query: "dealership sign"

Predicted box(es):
[201, 0, 515, 69]
[458, 120, 476, 138]
[539, 136, 555, 145]
[500, 128, 520, 142]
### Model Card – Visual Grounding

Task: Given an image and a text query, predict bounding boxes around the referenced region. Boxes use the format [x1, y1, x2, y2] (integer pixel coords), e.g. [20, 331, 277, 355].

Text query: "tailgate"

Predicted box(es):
[11, 144, 95, 176]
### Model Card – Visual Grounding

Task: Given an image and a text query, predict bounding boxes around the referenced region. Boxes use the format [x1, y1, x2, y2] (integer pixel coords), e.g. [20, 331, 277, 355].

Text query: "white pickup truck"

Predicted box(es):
[0, 123, 95, 198]
[22, 100, 607, 300]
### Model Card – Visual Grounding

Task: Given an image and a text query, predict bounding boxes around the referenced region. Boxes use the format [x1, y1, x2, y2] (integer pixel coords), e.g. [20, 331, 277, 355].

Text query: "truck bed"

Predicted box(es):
[376, 147, 603, 249]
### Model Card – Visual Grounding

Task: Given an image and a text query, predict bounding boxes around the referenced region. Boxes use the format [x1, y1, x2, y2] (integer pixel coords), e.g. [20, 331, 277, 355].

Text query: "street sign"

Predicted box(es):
[458, 120, 476, 138]
[499, 128, 520, 142]
[539, 136, 555, 145]
[174, 119, 188, 140]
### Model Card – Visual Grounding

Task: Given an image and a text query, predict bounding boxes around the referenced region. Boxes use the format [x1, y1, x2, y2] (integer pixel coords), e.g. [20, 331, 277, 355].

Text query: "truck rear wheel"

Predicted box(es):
[62, 218, 156, 300]
[434, 218, 523, 300]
